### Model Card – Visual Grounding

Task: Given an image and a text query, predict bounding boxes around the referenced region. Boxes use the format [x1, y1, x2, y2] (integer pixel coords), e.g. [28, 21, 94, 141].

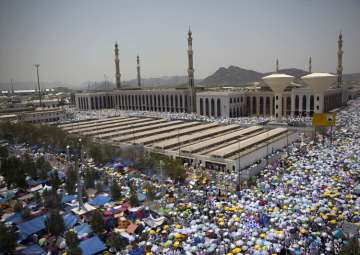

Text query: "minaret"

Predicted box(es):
[114, 42, 121, 89]
[137, 55, 141, 88]
[309, 56, 312, 73]
[187, 27, 196, 113]
[276, 58, 279, 73]
[337, 31, 343, 88]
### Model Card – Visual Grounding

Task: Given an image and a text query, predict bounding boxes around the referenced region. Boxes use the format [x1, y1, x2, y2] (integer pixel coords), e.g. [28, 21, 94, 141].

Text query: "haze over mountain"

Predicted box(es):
[1, 66, 359, 91]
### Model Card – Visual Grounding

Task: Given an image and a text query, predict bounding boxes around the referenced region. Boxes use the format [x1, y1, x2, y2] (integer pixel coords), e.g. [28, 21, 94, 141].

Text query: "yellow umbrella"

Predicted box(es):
[231, 247, 241, 253]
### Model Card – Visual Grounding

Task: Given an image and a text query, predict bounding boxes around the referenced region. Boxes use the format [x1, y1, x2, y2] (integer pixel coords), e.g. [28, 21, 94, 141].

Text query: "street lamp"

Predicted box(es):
[77, 138, 84, 210]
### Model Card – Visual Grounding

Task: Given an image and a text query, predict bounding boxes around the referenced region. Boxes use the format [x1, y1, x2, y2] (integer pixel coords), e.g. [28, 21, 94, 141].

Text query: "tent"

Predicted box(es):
[17, 215, 47, 242]
[79, 235, 106, 255]
[17, 244, 46, 255]
[88, 194, 112, 207]
[129, 246, 145, 255]
[4, 212, 23, 224]
[63, 213, 78, 229]
[74, 223, 93, 239]
[143, 215, 166, 228]
[62, 194, 78, 204]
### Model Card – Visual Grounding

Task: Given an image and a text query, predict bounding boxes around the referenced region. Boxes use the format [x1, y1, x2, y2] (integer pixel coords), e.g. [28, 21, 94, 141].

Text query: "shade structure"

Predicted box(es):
[301, 73, 337, 113]
[88, 194, 112, 206]
[79, 235, 106, 255]
[301, 73, 337, 93]
[17, 215, 47, 242]
[262, 74, 294, 120]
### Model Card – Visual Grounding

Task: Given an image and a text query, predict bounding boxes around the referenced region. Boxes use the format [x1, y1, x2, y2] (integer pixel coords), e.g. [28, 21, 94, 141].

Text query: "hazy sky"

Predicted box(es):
[0, 0, 359, 85]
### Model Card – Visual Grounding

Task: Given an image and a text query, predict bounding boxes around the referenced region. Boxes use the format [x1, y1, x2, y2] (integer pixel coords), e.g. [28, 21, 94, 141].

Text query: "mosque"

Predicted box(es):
[75, 30, 356, 120]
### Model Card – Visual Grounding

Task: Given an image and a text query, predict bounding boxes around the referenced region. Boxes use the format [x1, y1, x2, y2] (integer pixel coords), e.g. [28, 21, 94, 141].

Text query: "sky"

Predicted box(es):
[0, 0, 359, 86]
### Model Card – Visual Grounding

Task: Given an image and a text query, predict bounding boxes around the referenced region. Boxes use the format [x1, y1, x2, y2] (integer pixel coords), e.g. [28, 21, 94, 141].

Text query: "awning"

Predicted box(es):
[17, 215, 47, 242]
[79, 235, 106, 255]
[63, 213, 78, 229]
[74, 223, 93, 239]
[88, 195, 112, 207]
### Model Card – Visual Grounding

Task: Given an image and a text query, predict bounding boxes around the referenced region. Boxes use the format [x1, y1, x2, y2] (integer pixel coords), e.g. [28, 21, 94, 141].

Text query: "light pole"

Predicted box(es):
[34, 64, 42, 107]
[77, 138, 84, 210]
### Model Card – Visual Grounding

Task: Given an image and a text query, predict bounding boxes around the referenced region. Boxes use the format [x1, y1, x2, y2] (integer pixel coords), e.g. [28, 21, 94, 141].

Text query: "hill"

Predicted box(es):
[199, 66, 311, 87]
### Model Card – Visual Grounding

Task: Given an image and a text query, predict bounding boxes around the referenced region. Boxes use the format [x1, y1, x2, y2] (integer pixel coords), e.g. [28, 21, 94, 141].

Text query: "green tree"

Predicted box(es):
[0, 222, 17, 254]
[340, 237, 360, 255]
[0, 145, 8, 159]
[33, 191, 42, 205]
[108, 232, 126, 252]
[95, 181, 103, 194]
[144, 182, 156, 201]
[81, 186, 88, 202]
[84, 167, 96, 189]
[36, 156, 52, 180]
[90, 210, 105, 234]
[13, 200, 23, 213]
[21, 207, 31, 220]
[129, 186, 139, 207]
[164, 158, 186, 183]
[49, 170, 61, 190]
[65, 165, 77, 194]
[65, 230, 81, 255]
[46, 210, 65, 236]
[110, 179, 122, 201]
[22, 154, 37, 179]
[0, 156, 26, 189]
[43, 189, 62, 210]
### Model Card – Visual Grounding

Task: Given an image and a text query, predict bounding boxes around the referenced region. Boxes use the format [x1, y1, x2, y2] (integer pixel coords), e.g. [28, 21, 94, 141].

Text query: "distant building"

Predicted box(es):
[75, 31, 357, 119]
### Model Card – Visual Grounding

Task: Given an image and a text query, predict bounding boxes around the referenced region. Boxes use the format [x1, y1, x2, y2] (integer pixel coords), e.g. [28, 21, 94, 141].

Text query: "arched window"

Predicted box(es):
[200, 98, 203, 115]
[295, 95, 299, 111]
[205, 98, 209, 116]
[211, 98, 215, 116]
[175, 95, 178, 112]
[252, 96, 257, 115]
[266, 97, 270, 115]
[166, 95, 169, 111]
[259, 97, 264, 115]
[217, 98, 221, 117]
[302, 95, 307, 114]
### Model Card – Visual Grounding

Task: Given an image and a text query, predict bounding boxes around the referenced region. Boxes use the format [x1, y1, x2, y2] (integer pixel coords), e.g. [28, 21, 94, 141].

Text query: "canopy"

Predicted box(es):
[74, 223, 93, 239]
[18, 244, 46, 255]
[5, 212, 23, 224]
[17, 215, 47, 242]
[129, 246, 145, 255]
[88, 195, 112, 206]
[63, 213, 78, 229]
[79, 235, 106, 255]
[143, 215, 166, 228]
[62, 194, 78, 204]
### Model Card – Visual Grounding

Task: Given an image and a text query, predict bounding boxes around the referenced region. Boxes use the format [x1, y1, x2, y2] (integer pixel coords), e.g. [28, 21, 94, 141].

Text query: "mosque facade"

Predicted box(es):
[75, 31, 355, 119]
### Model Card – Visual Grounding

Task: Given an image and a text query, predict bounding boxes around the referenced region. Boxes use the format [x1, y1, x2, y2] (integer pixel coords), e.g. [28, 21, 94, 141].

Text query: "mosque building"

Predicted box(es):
[75, 30, 355, 119]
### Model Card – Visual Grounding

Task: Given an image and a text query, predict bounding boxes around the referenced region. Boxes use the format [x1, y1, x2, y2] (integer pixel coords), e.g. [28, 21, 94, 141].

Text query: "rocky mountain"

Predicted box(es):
[200, 66, 263, 86]
[199, 66, 311, 87]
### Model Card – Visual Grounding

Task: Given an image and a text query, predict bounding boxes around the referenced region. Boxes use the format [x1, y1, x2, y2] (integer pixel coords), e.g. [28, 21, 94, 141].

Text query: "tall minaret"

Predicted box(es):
[337, 31, 343, 88]
[276, 58, 279, 73]
[187, 27, 196, 113]
[308, 56, 312, 73]
[114, 42, 121, 89]
[137, 55, 141, 88]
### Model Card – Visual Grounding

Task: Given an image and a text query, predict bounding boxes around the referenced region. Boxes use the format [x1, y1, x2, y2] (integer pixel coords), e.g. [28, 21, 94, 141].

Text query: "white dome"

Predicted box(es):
[262, 74, 294, 93]
[301, 73, 337, 93]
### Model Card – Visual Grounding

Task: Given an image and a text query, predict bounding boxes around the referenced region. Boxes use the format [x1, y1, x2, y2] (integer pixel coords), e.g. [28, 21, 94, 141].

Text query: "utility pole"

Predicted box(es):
[34, 64, 42, 107]
[77, 138, 84, 210]
[10, 79, 14, 96]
